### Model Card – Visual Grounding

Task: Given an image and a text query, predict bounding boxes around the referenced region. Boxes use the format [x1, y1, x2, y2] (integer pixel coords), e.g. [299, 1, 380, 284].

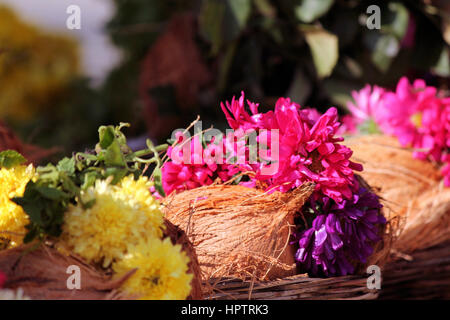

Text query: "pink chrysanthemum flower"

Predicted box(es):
[161, 135, 224, 195]
[337, 115, 358, 135]
[347, 84, 386, 125]
[161, 131, 246, 195]
[221, 94, 363, 202]
[263, 103, 362, 202]
[379, 77, 449, 163]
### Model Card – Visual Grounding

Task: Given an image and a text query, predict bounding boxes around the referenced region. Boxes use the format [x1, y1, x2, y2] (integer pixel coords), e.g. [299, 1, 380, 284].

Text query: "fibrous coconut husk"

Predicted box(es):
[347, 135, 441, 216]
[0, 219, 202, 300]
[347, 134, 450, 254]
[393, 182, 450, 253]
[0, 243, 133, 300]
[162, 182, 317, 282]
[163, 220, 203, 299]
[162, 175, 394, 284]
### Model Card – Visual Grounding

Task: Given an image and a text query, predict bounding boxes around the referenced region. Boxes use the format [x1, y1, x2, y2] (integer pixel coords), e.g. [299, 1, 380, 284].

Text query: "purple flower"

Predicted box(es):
[293, 187, 385, 276]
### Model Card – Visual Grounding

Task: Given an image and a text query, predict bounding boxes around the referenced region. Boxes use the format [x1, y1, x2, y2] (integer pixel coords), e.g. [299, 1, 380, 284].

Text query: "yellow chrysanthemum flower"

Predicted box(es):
[0, 164, 34, 248]
[113, 237, 192, 300]
[61, 175, 164, 268]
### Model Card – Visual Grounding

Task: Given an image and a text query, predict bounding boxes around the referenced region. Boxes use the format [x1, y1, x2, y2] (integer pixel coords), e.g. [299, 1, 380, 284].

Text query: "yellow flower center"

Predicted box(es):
[410, 112, 422, 128]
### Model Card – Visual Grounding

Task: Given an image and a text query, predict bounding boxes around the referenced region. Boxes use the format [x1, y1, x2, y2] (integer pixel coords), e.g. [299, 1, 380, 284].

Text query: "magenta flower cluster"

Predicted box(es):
[162, 92, 363, 203]
[346, 77, 450, 185]
[161, 132, 241, 196]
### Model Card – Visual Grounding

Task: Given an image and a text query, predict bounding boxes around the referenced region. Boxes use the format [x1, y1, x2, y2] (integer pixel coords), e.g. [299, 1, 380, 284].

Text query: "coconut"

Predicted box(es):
[346, 134, 441, 218]
[394, 182, 450, 253]
[162, 183, 316, 281]
[0, 243, 132, 300]
[346, 134, 449, 254]
[0, 219, 202, 300]
[163, 219, 202, 299]
[162, 174, 397, 285]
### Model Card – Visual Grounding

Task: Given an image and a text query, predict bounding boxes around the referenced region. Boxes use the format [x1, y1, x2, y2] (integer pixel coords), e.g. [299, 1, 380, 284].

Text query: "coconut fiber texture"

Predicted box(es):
[162, 183, 318, 281]
[346, 134, 450, 252]
[346, 135, 441, 216]
[0, 243, 132, 300]
[0, 219, 202, 300]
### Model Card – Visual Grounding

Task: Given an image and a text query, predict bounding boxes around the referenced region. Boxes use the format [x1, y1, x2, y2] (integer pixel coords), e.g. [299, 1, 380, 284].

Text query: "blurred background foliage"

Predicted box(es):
[1, 0, 450, 162]
[0, 5, 105, 157]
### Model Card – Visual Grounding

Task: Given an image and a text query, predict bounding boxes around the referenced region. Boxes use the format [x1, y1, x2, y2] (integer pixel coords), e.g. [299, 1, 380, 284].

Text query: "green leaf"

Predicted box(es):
[82, 198, 96, 210]
[254, 0, 275, 17]
[104, 140, 126, 167]
[115, 123, 130, 149]
[57, 157, 75, 175]
[199, 0, 226, 55]
[35, 186, 68, 201]
[37, 165, 60, 183]
[371, 34, 399, 72]
[12, 122, 167, 244]
[60, 172, 79, 196]
[227, 0, 251, 29]
[383, 2, 409, 40]
[105, 167, 128, 185]
[295, 0, 334, 23]
[0, 150, 26, 169]
[303, 27, 338, 78]
[98, 126, 115, 149]
[13, 197, 44, 226]
[442, 18, 450, 46]
[81, 171, 98, 190]
[432, 47, 450, 77]
[152, 167, 166, 198]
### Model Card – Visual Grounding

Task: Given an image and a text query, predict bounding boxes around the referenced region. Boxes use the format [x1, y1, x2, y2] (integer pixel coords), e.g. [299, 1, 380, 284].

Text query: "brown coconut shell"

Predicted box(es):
[347, 134, 450, 254]
[0, 243, 133, 300]
[394, 182, 450, 253]
[163, 220, 203, 299]
[346, 134, 441, 218]
[162, 183, 316, 282]
[0, 219, 202, 300]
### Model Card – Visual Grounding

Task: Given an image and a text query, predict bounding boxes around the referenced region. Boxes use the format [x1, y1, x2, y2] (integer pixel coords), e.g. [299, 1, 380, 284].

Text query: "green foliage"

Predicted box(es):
[103, 0, 450, 132]
[295, 0, 334, 23]
[13, 124, 167, 244]
[0, 150, 26, 169]
[5, 0, 450, 157]
[302, 26, 339, 78]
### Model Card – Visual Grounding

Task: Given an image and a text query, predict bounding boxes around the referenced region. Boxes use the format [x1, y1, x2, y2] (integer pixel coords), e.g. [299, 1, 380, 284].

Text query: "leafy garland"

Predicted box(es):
[9, 123, 167, 243]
